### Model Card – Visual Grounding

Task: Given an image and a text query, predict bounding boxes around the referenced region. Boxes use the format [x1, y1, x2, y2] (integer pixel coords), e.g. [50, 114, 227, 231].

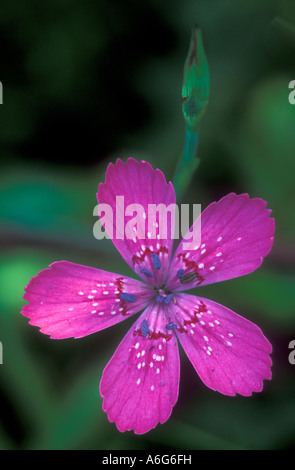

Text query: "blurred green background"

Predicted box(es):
[0, 0, 295, 450]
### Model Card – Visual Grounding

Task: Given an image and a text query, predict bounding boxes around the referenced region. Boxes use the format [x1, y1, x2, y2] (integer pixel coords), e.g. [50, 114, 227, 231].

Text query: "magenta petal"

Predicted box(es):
[100, 303, 180, 434]
[167, 193, 275, 291]
[169, 294, 272, 396]
[97, 158, 176, 286]
[22, 261, 152, 339]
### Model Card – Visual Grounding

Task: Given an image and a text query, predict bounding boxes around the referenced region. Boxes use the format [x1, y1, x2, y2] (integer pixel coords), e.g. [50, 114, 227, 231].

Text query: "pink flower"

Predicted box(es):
[22, 158, 275, 434]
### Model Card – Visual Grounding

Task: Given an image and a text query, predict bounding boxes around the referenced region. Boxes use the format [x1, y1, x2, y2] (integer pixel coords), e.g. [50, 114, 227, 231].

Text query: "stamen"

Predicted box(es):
[166, 322, 178, 330]
[180, 271, 197, 284]
[140, 268, 153, 278]
[151, 253, 161, 270]
[164, 294, 174, 304]
[141, 319, 150, 337]
[120, 293, 137, 302]
[177, 269, 185, 279]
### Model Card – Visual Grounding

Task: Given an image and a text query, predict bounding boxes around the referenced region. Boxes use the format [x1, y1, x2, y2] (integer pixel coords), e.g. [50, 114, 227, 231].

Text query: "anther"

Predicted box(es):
[120, 293, 137, 302]
[151, 253, 161, 270]
[140, 268, 153, 278]
[141, 319, 150, 338]
[166, 322, 178, 330]
[164, 294, 174, 304]
[179, 271, 197, 284]
[177, 269, 185, 279]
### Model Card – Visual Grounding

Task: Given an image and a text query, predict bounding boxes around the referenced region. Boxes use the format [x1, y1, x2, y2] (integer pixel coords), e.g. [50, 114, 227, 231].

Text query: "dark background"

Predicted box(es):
[0, 0, 295, 450]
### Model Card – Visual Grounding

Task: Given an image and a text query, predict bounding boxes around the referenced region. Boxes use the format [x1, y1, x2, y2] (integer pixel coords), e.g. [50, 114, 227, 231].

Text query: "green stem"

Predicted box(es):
[173, 124, 200, 200]
[184, 125, 199, 163]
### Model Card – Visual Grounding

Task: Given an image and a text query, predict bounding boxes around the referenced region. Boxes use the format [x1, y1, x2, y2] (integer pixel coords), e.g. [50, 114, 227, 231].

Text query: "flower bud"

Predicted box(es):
[182, 26, 210, 130]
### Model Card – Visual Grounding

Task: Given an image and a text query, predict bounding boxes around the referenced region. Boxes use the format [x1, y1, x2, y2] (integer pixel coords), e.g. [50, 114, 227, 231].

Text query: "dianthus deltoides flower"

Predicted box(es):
[22, 158, 275, 434]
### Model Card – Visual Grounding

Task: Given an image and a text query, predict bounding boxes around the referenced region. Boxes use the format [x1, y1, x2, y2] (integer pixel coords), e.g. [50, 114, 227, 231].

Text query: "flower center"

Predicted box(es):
[155, 286, 173, 305]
